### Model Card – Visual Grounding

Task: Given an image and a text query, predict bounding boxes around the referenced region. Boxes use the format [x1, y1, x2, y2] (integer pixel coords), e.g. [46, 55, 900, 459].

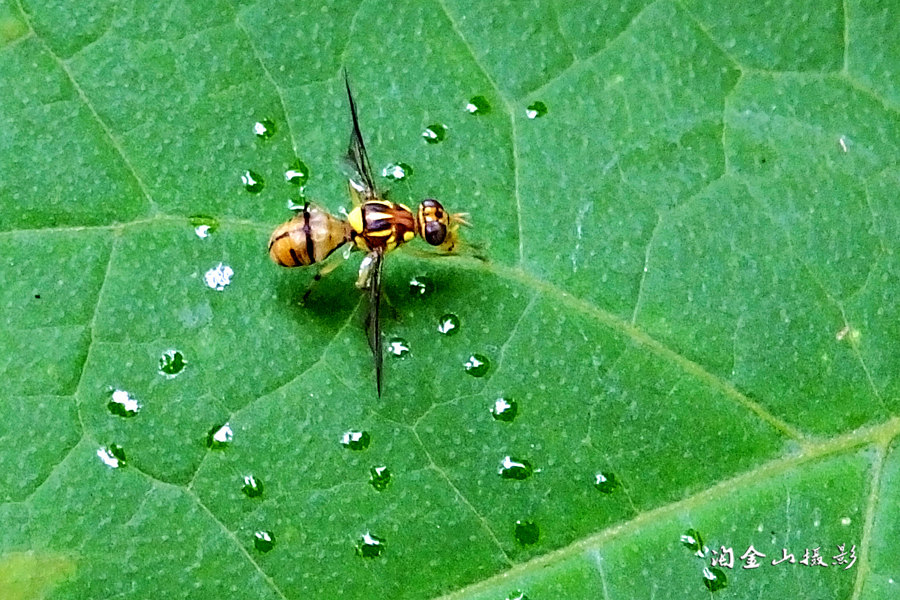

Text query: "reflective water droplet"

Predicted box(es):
[97, 444, 126, 468]
[594, 471, 621, 494]
[409, 275, 434, 297]
[241, 169, 265, 193]
[702, 567, 728, 592]
[382, 162, 413, 181]
[490, 398, 518, 422]
[107, 389, 141, 417]
[253, 118, 276, 139]
[506, 591, 529, 600]
[284, 159, 309, 186]
[369, 465, 391, 491]
[341, 430, 371, 451]
[464, 354, 490, 377]
[204, 263, 234, 291]
[422, 124, 447, 144]
[514, 520, 539, 545]
[498, 456, 533, 480]
[207, 423, 233, 449]
[356, 532, 385, 558]
[465, 95, 491, 115]
[253, 530, 275, 553]
[681, 528, 707, 557]
[286, 196, 306, 211]
[387, 337, 410, 358]
[437, 314, 460, 336]
[242, 474, 264, 498]
[189, 215, 218, 238]
[158, 349, 187, 377]
[525, 101, 548, 119]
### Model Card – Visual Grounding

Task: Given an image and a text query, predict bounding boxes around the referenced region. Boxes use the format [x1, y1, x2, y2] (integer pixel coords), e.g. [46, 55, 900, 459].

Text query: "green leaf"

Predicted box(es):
[1, 0, 897, 598]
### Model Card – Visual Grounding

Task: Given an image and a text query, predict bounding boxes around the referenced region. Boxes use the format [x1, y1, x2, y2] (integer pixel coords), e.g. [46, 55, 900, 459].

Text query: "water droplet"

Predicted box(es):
[387, 337, 410, 358]
[422, 123, 447, 144]
[464, 354, 490, 377]
[204, 263, 234, 291]
[525, 101, 548, 119]
[382, 162, 413, 181]
[189, 215, 218, 238]
[490, 398, 518, 422]
[241, 169, 265, 193]
[437, 314, 460, 336]
[284, 159, 309, 186]
[107, 389, 141, 417]
[681, 528, 706, 557]
[356, 532, 385, 558]
[286, 196, 306, 211]
[514, 520, 539, 545]
[253, 118, 276, 139]
[702, 567, 728, 592]
[207, 423, 233, 449]
[242, 475, 264, 498]
[594, 471, 621, 494]
[506, 592, 529, 600]
[465, 95, 491, 115]
[158, 349, 187, 377]
[341, 430, 371, 451]
[253, 530, 275, 553]
[409, 275, 434, 297]
[498, 456, 533, 480]
[369, 466, 391, 491]
[97, 444, 126, 468]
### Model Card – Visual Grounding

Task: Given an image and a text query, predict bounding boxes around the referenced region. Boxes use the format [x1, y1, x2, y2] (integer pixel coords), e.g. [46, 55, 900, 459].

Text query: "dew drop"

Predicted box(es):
[253, 118, 276, 139]
[382, 162, 413, 181]
[207, 423, 233, 449]
[465, 95, 491, 115]
[107, 389, 141, 417]
[204, 263, 234, 291]
[422, 123, 447, 144]
[284, 159, 309, 186]
[242, 474, 264, 498]
[341, 430, 371, 451]
[409, 275, 434, 297]
[702, 567, 728, 592]
[594, 471, 621, 494]
[356, 532, 385, 558]
[387, 337, 410, 358]
[286, 196, 306, 211]
[464, 353, 490, 377]
[514, 520, 539, 545]
[525, 101, 548, 119]
[490, 398, 518, 422]
[498, 456, 533, 480]
[97, 444, 126, 468]
[437, 314, 460, 336]
[681, 528, 707, 557]
[506, 592, 529, 600]
[189, 215, 218, 238]
[158, 349, 187, 377]
[253, 530, 275, 553]
[241, 169, 265, 193]
[369, 466, 391, 491]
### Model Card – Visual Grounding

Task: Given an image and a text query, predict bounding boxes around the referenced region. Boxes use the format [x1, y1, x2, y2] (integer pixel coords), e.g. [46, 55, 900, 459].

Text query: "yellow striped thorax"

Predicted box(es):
[349, 200, 417, 253]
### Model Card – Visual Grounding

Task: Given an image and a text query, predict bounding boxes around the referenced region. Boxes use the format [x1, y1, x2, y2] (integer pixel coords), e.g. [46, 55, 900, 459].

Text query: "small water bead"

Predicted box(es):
[422, 123, 447, 144]
[189, 215, 218, 238]
[241, 169, 265, 193]
[382, 162, 412, 181]
[252, 118, 276, 139]
[204, 263, 234, 291]
[253, 530, 275, 553]
[465, 95, 491, 115]
[369, 466, 391, 491]
[387, 338, 410, 358]
[594, 471, 621, 494]
[108, 389, 141, 417]
[514, 520, 539, 545]
[286, 196, 306, 211]
[437, 314, 459, 336]
[207, 423, 233, 449]
[702, 567, 728, 592]
[356, 532, 385, 558]
[506, 592, 529, 600]
[97, 444, 126, 468]
[409, 275, 434, 297]
[681, 528, 707, 557]
[158, 349, 187, 377]
[341, 430, 371, 451]
[464, 354, 490, 377]
[498, 456, 533, 480]
[525, 101, 548, 119]
[490, 398, 518, 422]
[242, 475, 264, 498]
[284, 159, 309, 186]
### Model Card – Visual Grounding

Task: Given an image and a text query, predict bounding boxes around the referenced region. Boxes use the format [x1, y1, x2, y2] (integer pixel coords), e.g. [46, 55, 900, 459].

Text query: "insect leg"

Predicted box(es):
[301, 250, 349, 304]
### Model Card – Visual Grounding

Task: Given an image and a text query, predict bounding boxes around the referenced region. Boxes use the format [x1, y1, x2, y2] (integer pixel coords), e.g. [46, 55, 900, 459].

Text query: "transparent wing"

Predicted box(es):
[343, 71, 378, 202]
[363, 248, 385, 396]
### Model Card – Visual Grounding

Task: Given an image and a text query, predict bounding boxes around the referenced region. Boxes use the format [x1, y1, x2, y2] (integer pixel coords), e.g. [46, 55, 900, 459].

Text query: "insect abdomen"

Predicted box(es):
[268, 204, 351, 267]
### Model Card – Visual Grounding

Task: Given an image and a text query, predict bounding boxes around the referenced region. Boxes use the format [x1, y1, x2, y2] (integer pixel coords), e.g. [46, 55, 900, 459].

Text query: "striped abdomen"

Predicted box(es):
[268, 203, 352, 267]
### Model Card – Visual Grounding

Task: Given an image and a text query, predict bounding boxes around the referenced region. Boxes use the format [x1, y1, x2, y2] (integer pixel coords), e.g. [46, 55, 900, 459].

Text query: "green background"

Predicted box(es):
[0, 0, 897, 598]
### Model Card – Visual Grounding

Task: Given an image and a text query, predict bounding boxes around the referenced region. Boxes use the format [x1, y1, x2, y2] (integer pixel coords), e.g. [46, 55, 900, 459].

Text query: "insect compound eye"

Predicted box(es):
[424, 221, 447, 245]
